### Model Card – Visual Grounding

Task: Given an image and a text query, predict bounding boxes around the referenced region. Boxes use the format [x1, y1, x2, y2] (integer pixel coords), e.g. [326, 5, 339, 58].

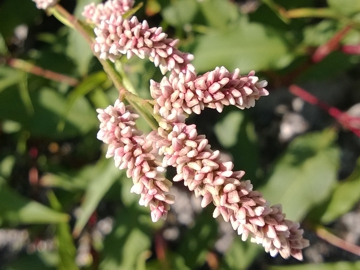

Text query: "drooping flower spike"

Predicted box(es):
[97, 100, 175, 222]
[150, 67, 269, 121]
[92, 15, 194, 74]
[83, 0, 135, 25]
[148, 122, 309, 260]
[31, 0, 309, 261]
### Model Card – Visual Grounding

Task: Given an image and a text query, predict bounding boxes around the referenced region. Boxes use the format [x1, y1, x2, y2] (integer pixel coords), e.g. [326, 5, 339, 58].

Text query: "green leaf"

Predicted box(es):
[260, 129, 339, 221]
[73, 158, 121, 237]
[327, 0, 360, 16]
[215, 111, 243, 148]
[302, 20, 338, 47]
[192, 18, 289, 73]
[176, 208, 218, 269]
[221, 238, 262, 270]
[48, 192, 79, 270]
[270, 261, 360, 270]
[58, 71, 108, 131]
[0, 185, 69, 225]
[0, 86, 97, 139]
[297, 52, 355, 82]
[199, 0, 239, 29]
[100, 205, 152, 270]
[215, 110, 259, 183]
[319, 158, 360, 224]
[0, 155, 15, 179]
[66, 0, 99, 76]
[18, 72, 34, 115]
[162, 0, 199, 27]
[0, 67, 22, 92]
[5, 251, 58, 270]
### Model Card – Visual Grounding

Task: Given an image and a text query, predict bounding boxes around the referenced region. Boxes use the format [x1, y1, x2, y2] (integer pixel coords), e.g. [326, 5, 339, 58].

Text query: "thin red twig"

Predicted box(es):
[289, 84, 360, 137]
[312, 25, 352, 63]
[315, 225, 360, 256]
[6, 57, 79, 86]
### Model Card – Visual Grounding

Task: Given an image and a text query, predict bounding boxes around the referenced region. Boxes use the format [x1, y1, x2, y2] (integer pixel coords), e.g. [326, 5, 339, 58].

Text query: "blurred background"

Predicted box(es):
[0, 0, 360, 269]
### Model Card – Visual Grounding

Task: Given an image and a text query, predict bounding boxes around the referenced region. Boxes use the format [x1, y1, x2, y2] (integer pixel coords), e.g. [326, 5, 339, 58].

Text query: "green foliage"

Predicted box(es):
[260, 129, 339, 221]
[0, 184, 69, 225]
[1, 0, 360, 269]
[192, 18, 289, 73]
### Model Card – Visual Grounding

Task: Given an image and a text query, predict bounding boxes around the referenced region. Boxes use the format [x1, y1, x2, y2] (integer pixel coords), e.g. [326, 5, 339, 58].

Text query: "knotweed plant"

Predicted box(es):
[33, 0, 309, 260]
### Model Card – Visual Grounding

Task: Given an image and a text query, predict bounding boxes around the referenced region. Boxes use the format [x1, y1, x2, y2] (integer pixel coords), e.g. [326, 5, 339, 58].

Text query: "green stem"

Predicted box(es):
[260, 0, 290, 24]
[286, 8, 360, 29]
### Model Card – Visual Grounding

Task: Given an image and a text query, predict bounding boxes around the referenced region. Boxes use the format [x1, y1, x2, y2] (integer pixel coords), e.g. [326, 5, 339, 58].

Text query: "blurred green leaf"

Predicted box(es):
[0, 184, 69, 225]
[48, 192, 79, 270]
[215, 111, 243, 148]
[215, 110, 259, 182]
[318, 158, 360, 224]
[100, 205, 152, 270]
[0, 67, 21, 92]
[162, 0, 199, 27]
[89, 88, 112, 109]
[73, 158, 121, 237]
[221, 237, 263, 270]
[5, 251, 58, 270]
[297, 52, 355, 82]
[302, 20, 338, 47]
[327, 0, 360, 16]
[260, 129, 339, 221]
[199, 0, 239, 29]
[59, 71, 108, 130]
[18, 72, 34, 115]
[0, 33, 9, 55]
[0, 155, 15, 178]
[192, 18, 289, 73]
[176, 208, 218, 269]
[270, 261, 360, 270]
[0, 86, 97, 139]
[66, 0, 99, 76]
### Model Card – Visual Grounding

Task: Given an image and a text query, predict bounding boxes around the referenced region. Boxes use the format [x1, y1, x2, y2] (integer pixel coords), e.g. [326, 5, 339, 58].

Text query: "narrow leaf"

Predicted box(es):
[48, 191, 79, 270]
[319, 158, 360, 224]
[100, 205, 152, 270]
[58, 71, 107, 131]
[0, 185, 69, 225]
[73, 158, 121, 237]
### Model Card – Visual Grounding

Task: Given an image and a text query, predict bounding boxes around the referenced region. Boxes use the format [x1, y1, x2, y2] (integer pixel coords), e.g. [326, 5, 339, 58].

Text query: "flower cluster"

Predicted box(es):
[30, 0, 311, 261]
[84, 1, 194, 74]
[97, 100, 174, 222]
[150, 67, 269, 121]
[147, 123, 309, 260]
[32, 0, 57, 10]
[90, 0, 309, 260]
[83, 0, 134, 25]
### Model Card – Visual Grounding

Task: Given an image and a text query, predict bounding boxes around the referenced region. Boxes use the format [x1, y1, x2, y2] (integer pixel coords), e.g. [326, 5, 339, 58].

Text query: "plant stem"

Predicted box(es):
[285, 8, 360, 29]
[314, 225, 360, 256]
[5, 57, 79, 86]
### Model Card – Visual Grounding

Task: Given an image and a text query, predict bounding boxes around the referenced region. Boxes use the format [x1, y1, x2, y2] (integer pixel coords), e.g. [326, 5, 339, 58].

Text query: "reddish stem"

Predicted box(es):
[289, 84, 360, 137]
[6, 58, 79, 86]
[315, 226, 360, 256]
[342, 44, 360, 55]
[312, 25, 352, 63]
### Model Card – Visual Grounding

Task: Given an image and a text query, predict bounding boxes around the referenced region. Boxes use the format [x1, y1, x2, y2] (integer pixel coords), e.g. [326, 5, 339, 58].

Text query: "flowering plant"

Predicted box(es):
[7, 0, 360, 268]
[32, 0, 310, 261]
